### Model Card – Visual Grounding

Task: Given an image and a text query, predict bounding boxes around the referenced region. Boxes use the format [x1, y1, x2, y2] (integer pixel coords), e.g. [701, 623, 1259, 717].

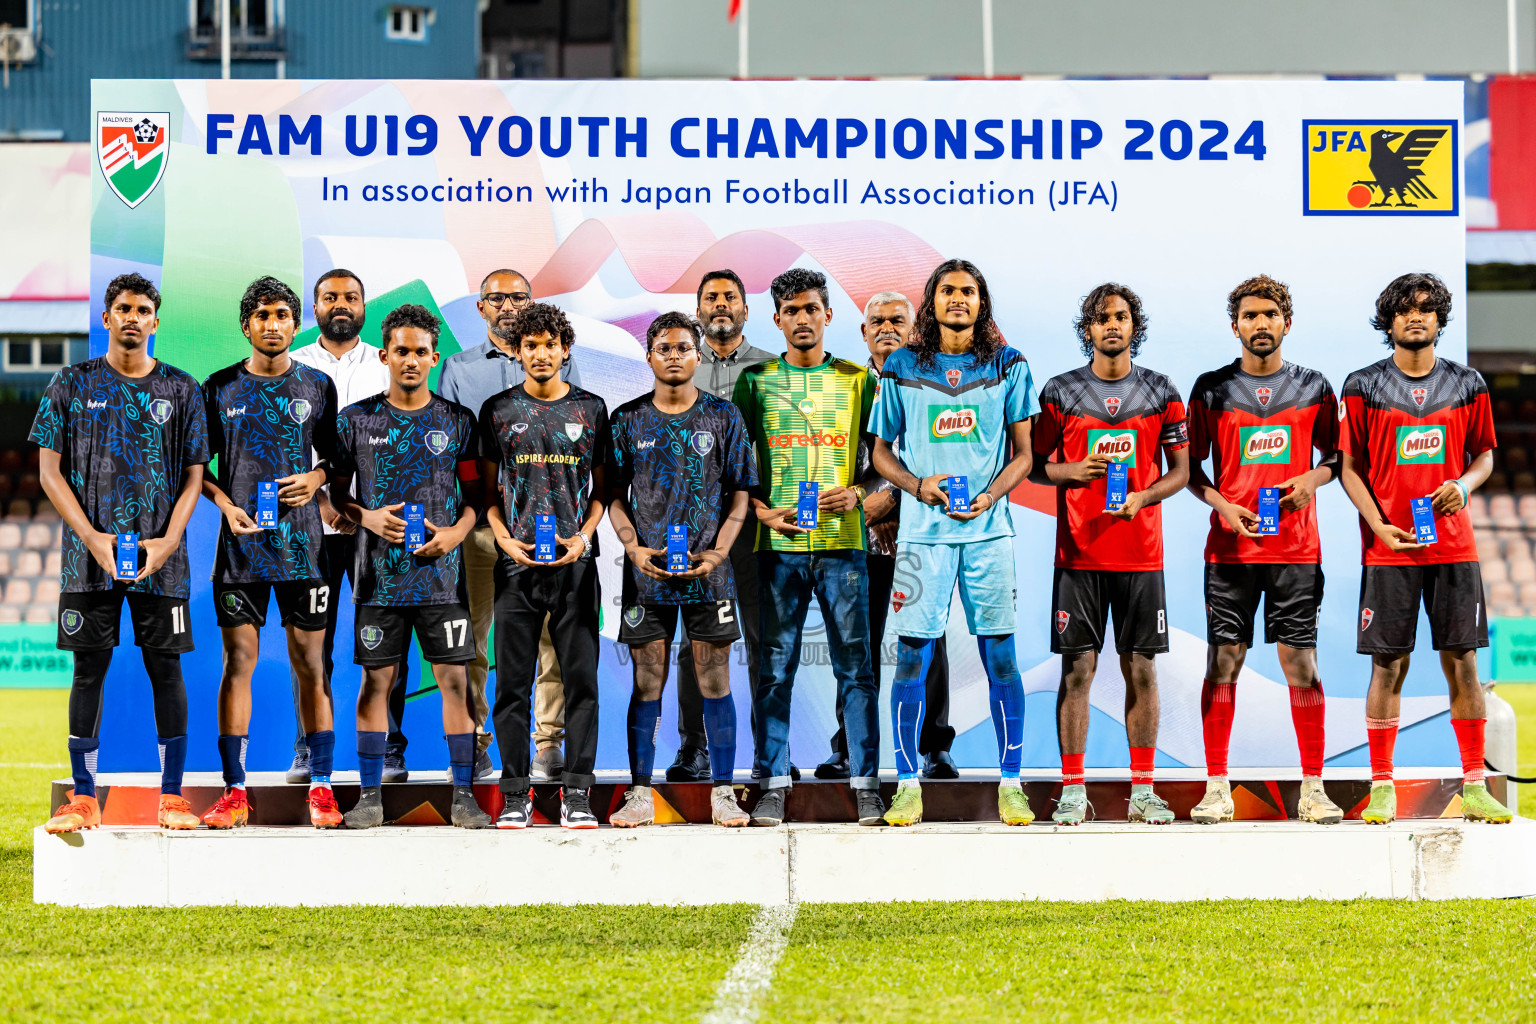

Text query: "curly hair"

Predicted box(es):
[313, 269, 365, 303]
[1372, 272, 1452, 345]
[1074, 282, 1148, 358]
[910, 258, 1005, 369]
[238, 276, 301, 330]
[379, 303, 442, 349]
[507, 302, 576, 349]
[1227, 274, 1293, 322]
[645, 311, 703, 351]
[104, 272, 161, 312]
[769, 267, 829, 312]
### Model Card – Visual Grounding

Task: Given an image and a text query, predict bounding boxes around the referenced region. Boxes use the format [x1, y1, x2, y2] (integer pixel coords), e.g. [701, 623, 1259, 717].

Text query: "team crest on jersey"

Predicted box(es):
[1411, 387, 1429, 407]
[97, 111, 170, 209]
[1239, 425, 1292, 464]
[564, 422, 583, 442]
[945, 368, 962, 387]
[690, 431, 715, 455]
[1255, 386, 1272, 407]
[891, 590, 906, 612]
[1360, 608, 1374, 631]
[624, 606, 645, 628]
[148, 399, 172, 425]
[1086, 429, 1137, 466]
[1396, 425, 1445, 464]
[288, 399, 312, 424]
[1056, 610, 1070, 634]
[425, 430, 450, 455]
[511, 422, 529, 434]
[360, 625, 384, 650]
[797, 398, 816, 419]
[1104, 396, 1121, 416]
[62, 610, 83, 635]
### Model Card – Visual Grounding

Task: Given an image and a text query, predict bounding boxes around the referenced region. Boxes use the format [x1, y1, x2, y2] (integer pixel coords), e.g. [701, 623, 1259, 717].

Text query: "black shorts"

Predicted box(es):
[213, 580, 331, 631]
[1357, 562, 1488, 655]
[57, 587, 193, 653]
[617, 600, 741, 646]
[1204, 563, 1324, 650]
[1051, 567, 1168, 655]
[355, 603, 475, 666]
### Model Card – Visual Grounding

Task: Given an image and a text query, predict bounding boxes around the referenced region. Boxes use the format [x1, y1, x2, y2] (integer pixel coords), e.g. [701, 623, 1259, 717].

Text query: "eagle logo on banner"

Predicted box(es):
[97, 112, 171, 209]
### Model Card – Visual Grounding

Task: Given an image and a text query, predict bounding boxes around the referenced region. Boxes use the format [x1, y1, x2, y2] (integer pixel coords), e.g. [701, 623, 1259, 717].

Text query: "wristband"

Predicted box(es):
[576, 532, 591, 553]
[1447, 479, 1469, 506]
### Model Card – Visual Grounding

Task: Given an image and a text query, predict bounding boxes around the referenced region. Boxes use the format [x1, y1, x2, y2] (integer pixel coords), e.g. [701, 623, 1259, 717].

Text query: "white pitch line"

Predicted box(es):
[701, 901, 799, 1024]
[0, 763, 68, 770]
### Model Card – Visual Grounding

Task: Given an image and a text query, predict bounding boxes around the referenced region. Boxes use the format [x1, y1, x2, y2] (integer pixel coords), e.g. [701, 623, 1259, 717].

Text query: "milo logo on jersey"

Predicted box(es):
[1239, 425, 1292, 464]
[1396, 425, 1446, 464]
[929, 405, 980, 443]
[1086, 429, 1137, 465]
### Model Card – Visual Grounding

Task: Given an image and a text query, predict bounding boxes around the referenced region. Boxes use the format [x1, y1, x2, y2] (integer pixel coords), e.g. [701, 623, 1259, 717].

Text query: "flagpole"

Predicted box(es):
[737, 0, 749, 79]
[982, 0, 994, 78]
[220, 0, 231, 80]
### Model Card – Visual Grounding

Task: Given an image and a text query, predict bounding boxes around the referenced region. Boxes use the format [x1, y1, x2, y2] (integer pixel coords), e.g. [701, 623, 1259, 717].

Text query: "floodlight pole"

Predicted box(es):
[982, 0, 994, 78]
[737, 0, 748, 79]
[221, 0, 231, 80]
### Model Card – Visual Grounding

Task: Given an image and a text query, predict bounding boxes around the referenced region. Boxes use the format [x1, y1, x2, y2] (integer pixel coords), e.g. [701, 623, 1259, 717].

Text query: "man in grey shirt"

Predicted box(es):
[667, 269, 776, 782]
[436, 268, 578, 780]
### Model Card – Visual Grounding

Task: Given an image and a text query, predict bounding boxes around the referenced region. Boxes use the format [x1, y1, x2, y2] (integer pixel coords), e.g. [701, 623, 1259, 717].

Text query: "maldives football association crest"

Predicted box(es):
[98, 112, 170, 209]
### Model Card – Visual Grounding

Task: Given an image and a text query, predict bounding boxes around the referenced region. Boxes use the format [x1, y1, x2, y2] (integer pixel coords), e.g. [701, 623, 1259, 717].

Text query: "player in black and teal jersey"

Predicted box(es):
[329, 304, 490, 829]
[200, 277, 344, 829]
[36, 273, 210, 835]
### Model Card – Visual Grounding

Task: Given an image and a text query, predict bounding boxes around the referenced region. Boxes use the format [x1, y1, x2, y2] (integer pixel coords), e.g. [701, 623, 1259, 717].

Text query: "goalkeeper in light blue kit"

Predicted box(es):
[869, 259, 1038, 826]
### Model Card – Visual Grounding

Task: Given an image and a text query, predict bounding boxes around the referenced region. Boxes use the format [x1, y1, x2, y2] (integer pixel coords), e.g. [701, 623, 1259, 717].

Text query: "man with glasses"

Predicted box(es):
[438, 269, 580, 782]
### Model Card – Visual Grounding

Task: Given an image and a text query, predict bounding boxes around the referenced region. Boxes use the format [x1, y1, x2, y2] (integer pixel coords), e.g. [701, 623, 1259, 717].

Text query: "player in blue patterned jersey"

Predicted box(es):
[328, 304, 490, 829]
[869, 259, 1038, 827]
[36, 273, 210, 835]
[606, 312, 758, 828]
[198, 277, 345, 830]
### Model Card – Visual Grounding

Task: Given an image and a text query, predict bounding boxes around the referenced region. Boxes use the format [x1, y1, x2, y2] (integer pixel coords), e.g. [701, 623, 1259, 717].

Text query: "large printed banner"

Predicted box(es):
[89, 79, 1466, 774]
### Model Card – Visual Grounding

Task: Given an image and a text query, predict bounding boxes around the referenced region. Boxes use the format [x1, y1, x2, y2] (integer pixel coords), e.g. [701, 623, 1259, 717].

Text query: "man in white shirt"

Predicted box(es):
[289, 269, 420, 782]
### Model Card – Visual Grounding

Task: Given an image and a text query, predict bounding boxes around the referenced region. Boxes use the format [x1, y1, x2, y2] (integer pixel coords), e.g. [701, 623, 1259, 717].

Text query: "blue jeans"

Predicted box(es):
[755, 549, 879, 791]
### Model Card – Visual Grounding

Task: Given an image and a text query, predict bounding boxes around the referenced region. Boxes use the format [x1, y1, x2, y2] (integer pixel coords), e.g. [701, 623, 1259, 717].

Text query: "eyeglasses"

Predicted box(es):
[652, 343, 698, 358]
[482, 292, 532, 308]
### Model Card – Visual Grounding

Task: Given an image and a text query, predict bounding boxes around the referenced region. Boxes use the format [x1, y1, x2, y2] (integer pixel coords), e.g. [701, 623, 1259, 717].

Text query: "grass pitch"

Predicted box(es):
[3, 687, 1535, 1023]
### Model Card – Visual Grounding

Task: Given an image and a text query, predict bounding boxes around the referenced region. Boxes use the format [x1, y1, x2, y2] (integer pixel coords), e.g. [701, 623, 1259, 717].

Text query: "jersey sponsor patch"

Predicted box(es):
[1239, 424, 1293, 464]
[928, 405, 980, 442]
[1396, 424, 1446, 464]
[1087, 428, 1137, 466]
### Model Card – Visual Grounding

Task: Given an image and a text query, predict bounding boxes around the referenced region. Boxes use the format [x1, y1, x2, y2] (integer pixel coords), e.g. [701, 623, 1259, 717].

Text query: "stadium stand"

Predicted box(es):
[0, 447, 63, 624]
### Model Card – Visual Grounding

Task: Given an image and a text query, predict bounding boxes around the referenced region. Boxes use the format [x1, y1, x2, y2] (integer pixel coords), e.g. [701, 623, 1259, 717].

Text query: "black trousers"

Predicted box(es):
[492, 558, 600, 790]
[292, 532, 413, 755]
[675, 526, 760, 749]
[827, 551, 954, 758]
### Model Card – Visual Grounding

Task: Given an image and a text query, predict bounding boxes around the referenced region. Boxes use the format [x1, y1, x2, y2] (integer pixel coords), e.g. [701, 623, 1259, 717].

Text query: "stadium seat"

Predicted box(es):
[1489, 580, 1517, 606]
[43, 551, 60, 576]
[24, 448, 38, 472]
[1496, 603, 1526, 619]
[0, 523, 20, 550]
[1514, 472, 1536, 494]
[22, 523, 52, 550]
[33, 499, 59, 522]
[0, 606, 19, 625]
[1489, 493, 1516, 516]
[1483, 560, 1509, 583]
[31, 579, 58, 605]
[0, 552, 10, 577]
[1494, 399, 1514, 423]
[1506, 448, 1529, 475]
[3, 580, 33, 606]
[1510, 560, 1536, 584]
[1520, 399, 1536, 423]
[1487, 471, 1510, 492]
[0, 476, 12, 503]
[15, 474, 40, 500]
[1467, 493, 1490, 527]
[1503, 536, 1531, 563]
[14, 550, 41, 577]
[3, 499, 30, 521]
[0, 450, 20, 476]
[22, 604, 52, 625]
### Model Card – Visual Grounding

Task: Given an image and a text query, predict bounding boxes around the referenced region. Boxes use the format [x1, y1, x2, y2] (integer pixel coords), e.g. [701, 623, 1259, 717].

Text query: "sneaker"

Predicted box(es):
[856, 788, 886, 826]
[451, 786, 492, 828]
[497, 790, 533, 829]
[1052, 783, 1090, 826]
[998, 784, 1035, 826]
[884, 784, 923, 827]
[922, 751, 960, 780]
[344, 786, 385, 829]
[474, 749, 495, 780]
[382, 752, 408, 784]
[1297, 778, 1343, 824]
[285, 749, 311, 785]
[711, 784, 749, 827]
[531, 746, 564, 782]
[665, 745, 710, 783]
[561, 788, 599, 829]
[44, 793, 100, 834]
[1461, 781, 1513, 824]
[202, 788, 250, 829]
[1362, 781, 1396, 825]
[750, 787, 787, 827]
[610, 786, 655, 828]
[1191, 779, 1234, 825]
[308, 787, 343, 829]
[158, 794, 199, 830]
[1128, 786, 1174, 824]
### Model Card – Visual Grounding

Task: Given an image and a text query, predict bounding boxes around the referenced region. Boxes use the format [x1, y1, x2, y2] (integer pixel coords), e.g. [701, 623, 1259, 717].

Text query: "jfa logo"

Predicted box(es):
[1396, 425, 1446, 464]
[1086, 428, 1137, 466]
[1302, 120, 1457, 216]
[1239, 425, 1292, 465]
[97, 111, 171, 209]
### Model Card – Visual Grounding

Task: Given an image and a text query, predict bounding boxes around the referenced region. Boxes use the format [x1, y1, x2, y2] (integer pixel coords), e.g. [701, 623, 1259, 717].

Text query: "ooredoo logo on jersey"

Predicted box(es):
[1087, 429, 1137, 466]
[1396, 424, 1446, 463]
[1239, 425, 1292, 464]
[98, 111, 171, 209]
[1302, 120, 1457, 217]
[928, 405, 979, 442]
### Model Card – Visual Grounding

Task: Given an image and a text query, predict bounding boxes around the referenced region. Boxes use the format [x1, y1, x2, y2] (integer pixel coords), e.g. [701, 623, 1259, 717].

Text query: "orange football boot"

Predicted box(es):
[201, 788, 250, 829]
[308, 787, 343, 829]
[158, 793, 200, 830]
[45, 793, 101, 834]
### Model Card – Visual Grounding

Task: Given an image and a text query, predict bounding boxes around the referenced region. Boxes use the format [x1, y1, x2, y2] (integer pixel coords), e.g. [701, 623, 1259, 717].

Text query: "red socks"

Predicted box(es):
[1061, 752, 1085, 787]
[1366, 716, 1399, 781]
[1200, 680, 1236, 777]
[1289, 683, 1326, 778]
[1450, 718, 1486, 784]
[1129, 746, 1156, 785]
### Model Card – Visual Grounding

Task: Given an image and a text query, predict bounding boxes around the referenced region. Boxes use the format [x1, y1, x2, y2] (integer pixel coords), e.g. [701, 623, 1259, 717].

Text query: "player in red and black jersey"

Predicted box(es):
[1339, 273, 1510, 825]
[1031, 283, 1189, 825]
[1186, 275, 1343, 825]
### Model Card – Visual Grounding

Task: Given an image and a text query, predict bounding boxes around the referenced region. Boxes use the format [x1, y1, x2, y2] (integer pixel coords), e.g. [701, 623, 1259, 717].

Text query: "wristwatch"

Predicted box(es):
[852, 485, 868, 504]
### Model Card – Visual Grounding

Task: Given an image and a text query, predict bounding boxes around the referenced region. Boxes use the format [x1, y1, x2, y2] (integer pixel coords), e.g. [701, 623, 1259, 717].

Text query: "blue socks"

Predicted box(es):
[446, 732, 475, 787]
[217, 734, 248, 789]
[891, 637, 936, 780]
[627, 696, 662, 786]
[979, 635, 1025, 779]
[701, 695, 737, 785]
[68, 736, 99, 798]
[157, 734, 187, 795]
[306, 730, 335, 789]
[358, 730, 387, 789]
